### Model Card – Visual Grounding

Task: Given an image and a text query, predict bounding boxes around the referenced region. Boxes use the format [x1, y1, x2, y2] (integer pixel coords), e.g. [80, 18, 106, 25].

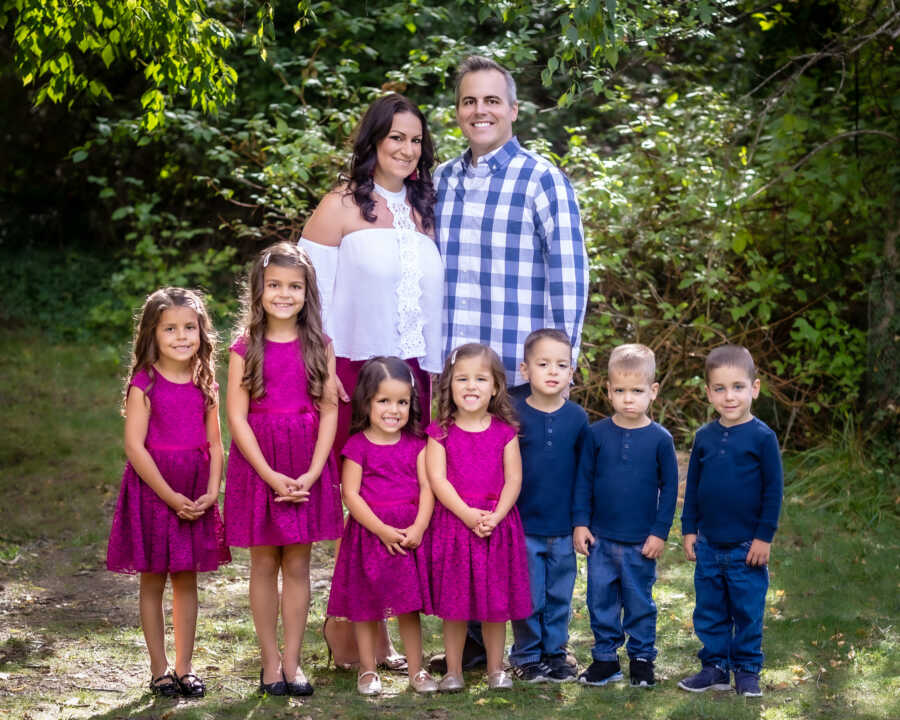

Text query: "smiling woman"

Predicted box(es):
[298, 95, 443, 673]
[299, 94, 443, 454]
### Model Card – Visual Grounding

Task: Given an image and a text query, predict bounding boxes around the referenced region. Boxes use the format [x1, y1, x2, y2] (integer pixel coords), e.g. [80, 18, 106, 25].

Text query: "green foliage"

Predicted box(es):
[2, 0, 897, 447]
[784, 417, 899, 528]
[2, 0, 240, 130]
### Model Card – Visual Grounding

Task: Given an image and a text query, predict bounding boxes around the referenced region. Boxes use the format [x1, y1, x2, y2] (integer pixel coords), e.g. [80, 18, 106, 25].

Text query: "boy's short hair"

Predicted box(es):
[523, 328, 572, 361]
[608, 344, 656, 383]
[705, 344, 757, 383]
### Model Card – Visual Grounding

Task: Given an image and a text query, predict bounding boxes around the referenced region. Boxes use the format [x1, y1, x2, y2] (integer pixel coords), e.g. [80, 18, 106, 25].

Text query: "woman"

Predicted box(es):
[299, 94, 443, 672]
[300, 93, 442, 453]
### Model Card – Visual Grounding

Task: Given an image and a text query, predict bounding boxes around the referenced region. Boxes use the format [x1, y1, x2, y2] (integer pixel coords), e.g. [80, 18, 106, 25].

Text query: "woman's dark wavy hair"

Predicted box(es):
[342, 93, 436, 232]
[122, 287, 218, 414]
[435, 343, 518, 434]
[234, 242, 332, 406]
[349, 356, 424, 438]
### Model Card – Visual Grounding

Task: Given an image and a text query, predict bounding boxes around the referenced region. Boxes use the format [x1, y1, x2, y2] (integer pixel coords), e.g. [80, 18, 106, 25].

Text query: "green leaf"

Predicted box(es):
[100, 44, 114, 68]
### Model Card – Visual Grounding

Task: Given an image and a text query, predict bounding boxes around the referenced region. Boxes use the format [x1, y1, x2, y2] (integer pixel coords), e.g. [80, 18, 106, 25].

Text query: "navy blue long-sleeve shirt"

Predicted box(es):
[681, 417, 783, 544]
[516, 397, 590, 536]
[573, 418, 679, 543]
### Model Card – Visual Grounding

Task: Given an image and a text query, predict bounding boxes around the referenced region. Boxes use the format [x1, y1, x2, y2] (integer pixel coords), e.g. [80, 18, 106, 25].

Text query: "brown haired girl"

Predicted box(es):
[425, 343, 530, 692]
[326, 357, 438, 695]
[107, 287, 230, 699]
[224, 242, 342, 696]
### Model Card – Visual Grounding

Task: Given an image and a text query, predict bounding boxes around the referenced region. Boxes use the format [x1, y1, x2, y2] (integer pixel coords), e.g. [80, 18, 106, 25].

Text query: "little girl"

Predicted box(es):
[224, 242, 343, 697]
[107, 287, 231, 699]
[426, 343, 531, 691]
[327, 357, 437, 696]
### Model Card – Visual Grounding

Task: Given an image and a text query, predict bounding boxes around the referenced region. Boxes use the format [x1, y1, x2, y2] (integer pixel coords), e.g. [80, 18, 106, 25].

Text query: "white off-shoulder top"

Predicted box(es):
[299, 183, 444, 373]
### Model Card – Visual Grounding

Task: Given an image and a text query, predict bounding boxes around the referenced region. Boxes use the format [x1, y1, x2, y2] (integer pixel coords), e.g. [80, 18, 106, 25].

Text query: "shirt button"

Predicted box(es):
[624, 443, 629, 448]
[548, 428, 553, 434]
[547, 441, 552, 447]
[720, 449, 725, 455]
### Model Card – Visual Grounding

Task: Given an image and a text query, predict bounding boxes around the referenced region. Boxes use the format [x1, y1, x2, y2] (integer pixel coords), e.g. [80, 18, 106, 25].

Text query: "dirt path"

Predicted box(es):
[0, 536, 338, 718]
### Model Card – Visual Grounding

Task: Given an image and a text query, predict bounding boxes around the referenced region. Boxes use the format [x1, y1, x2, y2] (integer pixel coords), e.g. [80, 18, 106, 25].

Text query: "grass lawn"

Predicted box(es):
[0, 329, 897, 719]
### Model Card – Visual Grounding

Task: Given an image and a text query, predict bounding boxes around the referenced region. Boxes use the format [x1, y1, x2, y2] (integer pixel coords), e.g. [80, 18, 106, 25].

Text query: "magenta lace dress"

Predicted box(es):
[224, 337, 342, 547]
[327, 432, 432, 621]
[106, 369, 230, 574]
[426, 418, 531, 622]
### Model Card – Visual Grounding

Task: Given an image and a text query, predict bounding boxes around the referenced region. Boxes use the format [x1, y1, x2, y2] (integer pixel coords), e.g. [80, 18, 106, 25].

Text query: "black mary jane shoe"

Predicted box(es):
[259, 668, 287, 696]
[175, 671, 206, 699]
[149, 671, 180, 698]
[284, 669, 314, 697]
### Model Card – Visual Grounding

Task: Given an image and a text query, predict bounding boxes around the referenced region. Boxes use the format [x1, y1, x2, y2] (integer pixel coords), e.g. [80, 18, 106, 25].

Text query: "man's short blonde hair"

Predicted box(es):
[608, 344, 656, 383]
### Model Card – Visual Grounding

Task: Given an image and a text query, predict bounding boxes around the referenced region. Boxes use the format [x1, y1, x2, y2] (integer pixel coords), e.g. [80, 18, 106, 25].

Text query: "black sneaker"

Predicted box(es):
[544, 655, 577, 683]
[629, 658, 655, 687]
[578, 659, 623, 686]
[511, 661, 551, 683]
[677, 665, 731, 692]
[734, 670, 762, 697]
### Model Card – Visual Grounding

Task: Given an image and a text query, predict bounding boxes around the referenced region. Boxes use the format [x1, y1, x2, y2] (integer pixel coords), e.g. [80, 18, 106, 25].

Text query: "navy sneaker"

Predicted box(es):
[511, 661, 551, 683]
[677, 665, 731, 692]
[629, 658, 656, 687]
[544, 655, 577, 683]
[578, 660, 623, 686]
[734, 670, 763, 697]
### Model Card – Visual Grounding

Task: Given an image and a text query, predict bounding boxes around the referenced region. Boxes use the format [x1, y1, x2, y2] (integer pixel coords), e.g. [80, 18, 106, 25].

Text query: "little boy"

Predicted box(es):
[509, 329, 590, 683]
[679, 344, 783, 697]
[573, 344, 678, 688]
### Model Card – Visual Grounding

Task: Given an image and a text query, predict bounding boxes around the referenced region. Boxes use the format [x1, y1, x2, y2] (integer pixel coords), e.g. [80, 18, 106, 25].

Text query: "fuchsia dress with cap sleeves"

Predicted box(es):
[224, 336, 342, 547]
[425, 417, 532, 622]
[327, 432, 432, 621]
[106, 368, 230, 574]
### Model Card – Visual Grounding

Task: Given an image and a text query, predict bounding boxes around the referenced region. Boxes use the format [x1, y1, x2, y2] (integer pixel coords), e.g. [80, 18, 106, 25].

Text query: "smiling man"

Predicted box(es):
[434, 55, 589, 393]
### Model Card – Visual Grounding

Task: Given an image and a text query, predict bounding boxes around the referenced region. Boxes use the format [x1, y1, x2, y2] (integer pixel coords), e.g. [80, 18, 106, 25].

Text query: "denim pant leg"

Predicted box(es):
[586, 538, 624, 662]
[725, 543, 768, 673]
[510, 534, 547, 666]
[620, 543, 658, 661]
[693, 539, 732, 670]
[542, 534, 577, 659]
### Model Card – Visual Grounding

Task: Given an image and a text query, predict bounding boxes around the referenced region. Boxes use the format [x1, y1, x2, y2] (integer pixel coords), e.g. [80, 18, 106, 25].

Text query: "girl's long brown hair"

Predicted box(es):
[122, 287, 218, 414]
[234, 242, 331, 405]
[348, 356, 424, 438]
[435, 343, 518, 434]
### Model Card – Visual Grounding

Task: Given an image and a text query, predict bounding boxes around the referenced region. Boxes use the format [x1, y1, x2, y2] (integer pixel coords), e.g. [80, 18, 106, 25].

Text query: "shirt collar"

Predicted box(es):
[462, 136, 521, 175]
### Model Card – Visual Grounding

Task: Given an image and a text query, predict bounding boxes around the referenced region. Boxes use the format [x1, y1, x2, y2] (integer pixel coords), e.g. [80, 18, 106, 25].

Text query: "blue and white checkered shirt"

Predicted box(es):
[434, 137, 589, 385]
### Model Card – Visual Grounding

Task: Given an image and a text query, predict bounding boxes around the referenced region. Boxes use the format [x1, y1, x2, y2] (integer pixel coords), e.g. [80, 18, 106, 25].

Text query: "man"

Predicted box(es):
[430, 55, 589, 674]
[434, 55, 589, 393]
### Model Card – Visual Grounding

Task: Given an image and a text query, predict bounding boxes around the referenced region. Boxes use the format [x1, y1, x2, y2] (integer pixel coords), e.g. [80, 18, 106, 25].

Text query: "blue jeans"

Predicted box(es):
[586, 536, 657, 661]
[693, 537, 768, 673]
[510, 533, 577, 666]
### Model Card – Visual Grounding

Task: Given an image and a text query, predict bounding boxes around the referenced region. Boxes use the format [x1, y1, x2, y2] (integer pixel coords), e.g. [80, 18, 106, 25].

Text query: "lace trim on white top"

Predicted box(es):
[373, 182, 426, 360]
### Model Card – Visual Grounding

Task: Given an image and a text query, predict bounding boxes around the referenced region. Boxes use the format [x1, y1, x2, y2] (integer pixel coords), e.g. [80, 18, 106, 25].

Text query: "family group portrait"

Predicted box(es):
[1, 1, 897, 719]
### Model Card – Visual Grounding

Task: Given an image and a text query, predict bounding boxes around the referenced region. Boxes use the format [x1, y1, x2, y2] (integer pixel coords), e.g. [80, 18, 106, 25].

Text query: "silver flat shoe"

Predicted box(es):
[357, 670, 382, 696]
[438, 673, 465, 692]
[487, 670, 513, 689]
[409, 669, 439, 694]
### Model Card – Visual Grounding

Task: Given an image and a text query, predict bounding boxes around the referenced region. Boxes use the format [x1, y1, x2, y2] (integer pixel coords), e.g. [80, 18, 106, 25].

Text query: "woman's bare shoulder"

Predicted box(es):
[303, 185, 361, 245]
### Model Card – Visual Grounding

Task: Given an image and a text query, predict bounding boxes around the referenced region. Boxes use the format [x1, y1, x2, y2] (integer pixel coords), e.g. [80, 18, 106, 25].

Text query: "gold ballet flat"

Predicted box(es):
[487, 670, 513, 689]
[438, 672, 465, 692]
[409, 669, 439, 694]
